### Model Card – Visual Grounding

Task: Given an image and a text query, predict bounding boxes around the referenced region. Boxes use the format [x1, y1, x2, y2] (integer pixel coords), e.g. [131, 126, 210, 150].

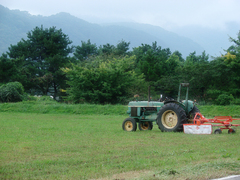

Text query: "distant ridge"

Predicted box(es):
[0, 4, 204, 57]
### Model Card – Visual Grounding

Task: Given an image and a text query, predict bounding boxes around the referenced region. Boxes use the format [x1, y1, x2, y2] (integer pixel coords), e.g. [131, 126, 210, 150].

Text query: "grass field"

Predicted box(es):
[1, 108, 240, 179]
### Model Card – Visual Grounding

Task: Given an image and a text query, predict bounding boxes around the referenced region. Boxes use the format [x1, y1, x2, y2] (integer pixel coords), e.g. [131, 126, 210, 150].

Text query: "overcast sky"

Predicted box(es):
[1, 0, 240, 30]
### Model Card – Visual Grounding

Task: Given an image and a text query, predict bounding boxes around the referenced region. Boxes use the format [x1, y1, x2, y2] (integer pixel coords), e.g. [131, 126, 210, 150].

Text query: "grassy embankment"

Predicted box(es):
[1, 100, 240, 179]
[1, 99, 240, 117]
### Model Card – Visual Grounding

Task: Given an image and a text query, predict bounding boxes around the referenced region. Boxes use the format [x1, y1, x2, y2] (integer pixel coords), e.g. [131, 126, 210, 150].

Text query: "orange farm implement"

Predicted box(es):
[190, 113, 240, 134]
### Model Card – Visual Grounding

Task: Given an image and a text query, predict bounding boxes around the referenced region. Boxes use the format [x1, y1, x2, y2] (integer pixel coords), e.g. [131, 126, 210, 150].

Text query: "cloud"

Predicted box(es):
[1, 0, 240, 30]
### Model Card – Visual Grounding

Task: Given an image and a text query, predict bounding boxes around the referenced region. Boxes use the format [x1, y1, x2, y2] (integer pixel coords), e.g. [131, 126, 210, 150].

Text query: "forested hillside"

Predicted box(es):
[0, 5, 204, 57]
[0, 22, 240, 105]
[1, 5, 240, 105]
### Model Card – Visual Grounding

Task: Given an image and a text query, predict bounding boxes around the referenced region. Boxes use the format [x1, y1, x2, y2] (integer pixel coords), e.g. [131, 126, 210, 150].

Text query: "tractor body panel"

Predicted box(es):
[182, 100, 194, 114]
[127, 101, 164, 122]
[128, 101, 164, 108]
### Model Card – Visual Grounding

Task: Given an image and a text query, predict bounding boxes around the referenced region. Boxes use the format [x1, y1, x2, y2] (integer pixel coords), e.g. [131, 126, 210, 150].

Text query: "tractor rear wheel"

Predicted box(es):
[157, 103, 187, 132]
[139, 121, 153, 131]
[122, 118, 137, 131]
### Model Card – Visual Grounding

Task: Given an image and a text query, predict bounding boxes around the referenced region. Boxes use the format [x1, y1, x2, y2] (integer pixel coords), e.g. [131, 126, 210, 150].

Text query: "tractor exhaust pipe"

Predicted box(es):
[148, 86, 151, 102]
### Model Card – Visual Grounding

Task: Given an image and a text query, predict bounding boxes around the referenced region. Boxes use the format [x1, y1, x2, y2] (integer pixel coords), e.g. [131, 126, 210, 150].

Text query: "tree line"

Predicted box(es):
[0, 25, 240, 105]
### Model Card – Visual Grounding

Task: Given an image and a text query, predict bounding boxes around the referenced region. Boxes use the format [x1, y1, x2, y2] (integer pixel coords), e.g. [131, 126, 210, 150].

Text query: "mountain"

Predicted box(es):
[0, 5, 205, 57]
[101, 22, 205, 56]
[170, 23, 240, 57]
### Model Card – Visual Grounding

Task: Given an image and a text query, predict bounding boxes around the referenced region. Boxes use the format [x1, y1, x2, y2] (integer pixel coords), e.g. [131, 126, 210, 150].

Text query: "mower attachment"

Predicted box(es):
[184, 113, 240, 134]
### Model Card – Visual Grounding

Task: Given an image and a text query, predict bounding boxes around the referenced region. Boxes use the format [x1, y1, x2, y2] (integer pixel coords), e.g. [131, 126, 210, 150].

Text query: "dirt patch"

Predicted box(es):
[93, 170, 151, 180]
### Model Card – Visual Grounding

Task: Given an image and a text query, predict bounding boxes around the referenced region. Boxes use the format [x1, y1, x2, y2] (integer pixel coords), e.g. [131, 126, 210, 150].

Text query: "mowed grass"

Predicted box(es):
[1, 112, 240, 180]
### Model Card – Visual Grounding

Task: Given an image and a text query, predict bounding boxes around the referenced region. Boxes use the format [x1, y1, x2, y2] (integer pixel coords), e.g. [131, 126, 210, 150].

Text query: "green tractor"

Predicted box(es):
[122, 83, 199, 132]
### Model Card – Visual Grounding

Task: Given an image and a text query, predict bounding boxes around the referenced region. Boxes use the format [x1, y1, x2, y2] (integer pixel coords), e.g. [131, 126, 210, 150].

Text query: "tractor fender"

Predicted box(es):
[163, 100, 194, 114]
[164, 100, 181, 105]
[163, 100, 185, 111]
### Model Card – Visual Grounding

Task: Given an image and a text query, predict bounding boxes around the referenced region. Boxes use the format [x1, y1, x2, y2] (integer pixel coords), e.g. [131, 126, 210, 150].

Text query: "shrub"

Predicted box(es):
[206, 89, 223, 100]
[230, 98, 240, 105]
[215, 94, 234, 105]
[0, 82, 25, 102]
[25, 96, 38, 101]
[37, 96, 55, 102]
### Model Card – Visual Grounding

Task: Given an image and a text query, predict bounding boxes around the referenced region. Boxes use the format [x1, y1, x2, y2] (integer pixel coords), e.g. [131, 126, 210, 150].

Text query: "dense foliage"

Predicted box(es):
[6, 26, 73, 98]
[0, 25, 240, 104]
[0, 82, 25, 102]
[63, 56, 145, 104]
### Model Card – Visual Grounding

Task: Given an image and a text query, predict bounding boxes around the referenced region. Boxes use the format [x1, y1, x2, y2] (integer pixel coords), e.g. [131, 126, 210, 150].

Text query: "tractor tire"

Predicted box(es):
[214, 129, 222, 134]
[157, 103, 187, 132]
[228, 129, 236, 134]
[188, 106, 200, 123]
[138, 121, 153, 131]
[122, 118, 137, 132]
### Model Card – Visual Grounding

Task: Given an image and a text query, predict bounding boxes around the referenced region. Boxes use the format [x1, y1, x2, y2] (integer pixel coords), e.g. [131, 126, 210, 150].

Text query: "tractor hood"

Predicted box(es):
[128, 101, 164, 107]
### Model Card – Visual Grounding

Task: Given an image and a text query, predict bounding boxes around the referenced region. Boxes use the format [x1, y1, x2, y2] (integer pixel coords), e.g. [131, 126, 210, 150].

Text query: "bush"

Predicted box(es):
[24, 95, 38, 101]
[230, 98, 240, 105]
[36, 96, 58, 104]
[206, 89, 223, 100]
[215, 94, 234, 105]
[0, 82, 25, 102]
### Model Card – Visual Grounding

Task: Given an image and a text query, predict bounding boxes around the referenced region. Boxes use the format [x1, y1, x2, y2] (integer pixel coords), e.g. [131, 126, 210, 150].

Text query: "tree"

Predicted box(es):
[133, 42, 172, 82]
[99, 43, 115, 56]
[114, 40, 130, 56]
[185, 51, 209, 65]
[219, 31, 240, 96]
[7, 26, 73, 97]
[178, 60, 212, 100]
[74, 39, 98, 61]
[0, 53, 30, 89]
[190, 31, 240, 103]
[224, 31, 240, 72]
[0, 53, 21, 84]
[165, 54, 181, 74]
[172, 50, 184, 62]
[63, 56, 146, 104]
[98, 40, 130, 57]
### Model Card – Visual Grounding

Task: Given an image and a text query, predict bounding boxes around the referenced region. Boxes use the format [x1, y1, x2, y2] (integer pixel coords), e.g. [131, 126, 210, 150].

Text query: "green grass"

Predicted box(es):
[0, 100, 126, 115]
[199, 105, 240, 118]
[1, 100, 240, 118]
[1, 111, 240, 179]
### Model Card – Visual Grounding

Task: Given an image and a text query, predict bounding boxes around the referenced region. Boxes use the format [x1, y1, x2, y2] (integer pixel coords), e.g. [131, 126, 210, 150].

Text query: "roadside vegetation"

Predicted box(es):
[0, 97, 125, 115]
[1, 97, 240, 117]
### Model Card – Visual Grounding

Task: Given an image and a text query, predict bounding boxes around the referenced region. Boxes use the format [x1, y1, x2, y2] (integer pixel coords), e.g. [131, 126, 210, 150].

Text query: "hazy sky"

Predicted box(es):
[1, 0, 240, 30]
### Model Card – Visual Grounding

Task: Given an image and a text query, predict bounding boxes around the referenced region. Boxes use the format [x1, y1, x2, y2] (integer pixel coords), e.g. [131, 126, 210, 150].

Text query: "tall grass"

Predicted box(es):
[1, 97, 240, 117]
[0, 100, 126, 115]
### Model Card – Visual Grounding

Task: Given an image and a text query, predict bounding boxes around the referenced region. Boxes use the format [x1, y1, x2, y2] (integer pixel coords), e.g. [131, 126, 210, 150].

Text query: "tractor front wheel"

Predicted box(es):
[157, 103, 187, 132]
[122, 118, 137, 132]
[139, 121, 153, 131]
